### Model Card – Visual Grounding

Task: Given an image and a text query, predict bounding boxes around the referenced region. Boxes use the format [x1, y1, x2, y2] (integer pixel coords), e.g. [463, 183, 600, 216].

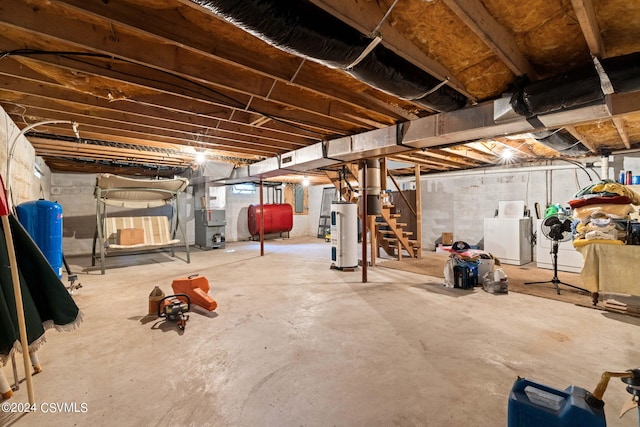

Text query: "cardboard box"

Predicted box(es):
[442, 232, 453, 245]
[117, 228, 145, 245]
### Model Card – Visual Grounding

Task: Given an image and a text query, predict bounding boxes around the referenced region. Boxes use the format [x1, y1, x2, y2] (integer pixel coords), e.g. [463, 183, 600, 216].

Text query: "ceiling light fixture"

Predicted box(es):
[195, 151, 206, 164]
[501, 149, 514, 160]
[302, 176, 310, 187]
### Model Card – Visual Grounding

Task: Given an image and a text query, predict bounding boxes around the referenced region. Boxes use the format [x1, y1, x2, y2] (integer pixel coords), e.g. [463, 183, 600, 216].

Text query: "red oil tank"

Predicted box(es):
[248, 203, 293, 237]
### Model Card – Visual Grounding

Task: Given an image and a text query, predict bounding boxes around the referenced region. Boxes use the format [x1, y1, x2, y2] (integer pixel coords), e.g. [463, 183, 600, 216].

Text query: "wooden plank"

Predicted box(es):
[442, 0, 538, 79]
[59, 0, 420, 121]
[4, 105, 283, 156]
[571, 0, 606, 58]
[0, 51, 325, 140]
[565, 125, 598, 153]
[369, 215, 377, 267]
[439, 148, 495, 164]
[3, 0, 406, 130]
[0, 90, 304, 153]
[612, 117, 631, 149]
[389, 154, 452, 171]
[0, 30, 362, 138]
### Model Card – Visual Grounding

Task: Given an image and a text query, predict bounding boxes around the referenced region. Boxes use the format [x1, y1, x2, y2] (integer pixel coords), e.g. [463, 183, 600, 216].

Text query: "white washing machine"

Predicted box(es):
[483, 217, 533, 265]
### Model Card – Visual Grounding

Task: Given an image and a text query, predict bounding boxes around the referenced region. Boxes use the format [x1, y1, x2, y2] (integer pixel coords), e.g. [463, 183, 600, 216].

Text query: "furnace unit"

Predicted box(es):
[194, 181, 226, 249]
[195, 208, 226, 249]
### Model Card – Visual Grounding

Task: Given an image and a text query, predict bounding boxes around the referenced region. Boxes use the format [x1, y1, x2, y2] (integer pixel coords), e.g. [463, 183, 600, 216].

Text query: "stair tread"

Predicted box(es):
[378, 229, 413, 235]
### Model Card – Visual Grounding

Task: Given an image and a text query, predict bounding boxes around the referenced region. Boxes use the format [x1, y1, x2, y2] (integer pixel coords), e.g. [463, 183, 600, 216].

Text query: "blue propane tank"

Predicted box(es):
[16, 199, 64, 278]
[508, 377, 606, 427]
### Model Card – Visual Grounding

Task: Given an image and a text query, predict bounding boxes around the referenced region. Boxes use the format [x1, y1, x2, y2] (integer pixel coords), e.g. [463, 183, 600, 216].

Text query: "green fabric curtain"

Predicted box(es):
[0, 215, 81, 363]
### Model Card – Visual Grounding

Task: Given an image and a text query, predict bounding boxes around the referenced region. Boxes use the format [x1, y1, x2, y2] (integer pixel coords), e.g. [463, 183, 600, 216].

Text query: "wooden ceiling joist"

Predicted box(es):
[565, 126, 599, 154]
[612, 117, 631, 149]
[0, 0, 638, 176]
[441, 0, 538, 80]
[571, 0, 606, 58]
[417, 147, 490, 167]
[4, 0, 411, 128]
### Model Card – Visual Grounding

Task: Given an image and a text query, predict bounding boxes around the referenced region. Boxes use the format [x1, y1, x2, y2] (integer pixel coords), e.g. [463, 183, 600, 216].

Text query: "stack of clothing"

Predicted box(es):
[569, 179, 640, 247]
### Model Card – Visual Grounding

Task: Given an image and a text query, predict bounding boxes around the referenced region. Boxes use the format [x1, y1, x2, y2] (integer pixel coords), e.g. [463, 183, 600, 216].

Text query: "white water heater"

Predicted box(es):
[330, 202, 358, 269]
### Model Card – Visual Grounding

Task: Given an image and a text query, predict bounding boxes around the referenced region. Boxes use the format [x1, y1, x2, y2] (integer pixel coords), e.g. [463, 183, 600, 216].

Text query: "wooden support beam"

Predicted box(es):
[414, 164, 422, 259]
[442, 0, 538, 79]
[571, 0, 606, 58]
[380, 157, 388, 193]
[565, 126, 599, 154]
[369, 215, 377, 267]
[612, 118, 631, 149]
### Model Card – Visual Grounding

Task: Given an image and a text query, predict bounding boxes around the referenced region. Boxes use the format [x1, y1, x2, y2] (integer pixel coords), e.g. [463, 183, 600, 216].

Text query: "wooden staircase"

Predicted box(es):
[375, 203, 421, 260]
[326, 165, 359, 203]
[326, 161, 422, 262]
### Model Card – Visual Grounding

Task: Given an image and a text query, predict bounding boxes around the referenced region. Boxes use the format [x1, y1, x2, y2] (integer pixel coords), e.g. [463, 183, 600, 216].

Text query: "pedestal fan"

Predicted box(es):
[525, 214, 587, 294]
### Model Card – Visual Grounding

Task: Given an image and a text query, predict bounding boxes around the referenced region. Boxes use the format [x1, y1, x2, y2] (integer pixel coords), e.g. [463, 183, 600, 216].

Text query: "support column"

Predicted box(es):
[260, 179, 264, 256]
[369, 215, 377, 267]
[361, 160, 367, 283]
[415, 164, 422, 259]
[600, 155, 609, 180]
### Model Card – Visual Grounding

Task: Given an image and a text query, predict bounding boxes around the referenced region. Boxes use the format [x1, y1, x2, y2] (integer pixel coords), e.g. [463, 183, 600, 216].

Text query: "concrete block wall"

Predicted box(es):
[53, 172, 193, 256]
[0, 108, 51, 205]
[417, 164, 603, 251]
[10, 101, 639, 260]
[53, 174, 324, 255]
[49, 160, 640, 257]
[224, 185, 259, 242]
[52, 173, 99, 256]
[223, 183, 321, 242]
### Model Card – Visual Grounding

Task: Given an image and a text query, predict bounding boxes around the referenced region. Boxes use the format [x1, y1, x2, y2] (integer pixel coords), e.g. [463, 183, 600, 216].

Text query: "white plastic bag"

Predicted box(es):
[443, 257, 456, 288]
[494, 268, 507, 282]
[483, 268, 508, 294]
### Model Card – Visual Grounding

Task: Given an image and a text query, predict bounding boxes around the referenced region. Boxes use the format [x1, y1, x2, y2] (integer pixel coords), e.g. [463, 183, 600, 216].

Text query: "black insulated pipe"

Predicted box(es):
[530, 129, 590, 157]
[192, 0, 467, 112]
[510, 52, 640, 118]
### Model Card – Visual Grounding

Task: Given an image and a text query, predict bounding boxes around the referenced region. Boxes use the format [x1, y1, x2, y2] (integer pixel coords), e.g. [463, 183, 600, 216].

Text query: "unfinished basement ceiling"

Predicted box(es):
[0, 0, 639, 178]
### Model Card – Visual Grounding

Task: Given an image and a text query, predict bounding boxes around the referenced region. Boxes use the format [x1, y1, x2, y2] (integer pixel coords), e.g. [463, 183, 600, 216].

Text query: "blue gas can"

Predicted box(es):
[508, 377, 605, 427]
[16, 199, 64, 278]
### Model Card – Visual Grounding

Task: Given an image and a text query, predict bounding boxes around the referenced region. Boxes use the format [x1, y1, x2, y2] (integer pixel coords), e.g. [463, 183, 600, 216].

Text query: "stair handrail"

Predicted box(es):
[386, 171, 417, 218]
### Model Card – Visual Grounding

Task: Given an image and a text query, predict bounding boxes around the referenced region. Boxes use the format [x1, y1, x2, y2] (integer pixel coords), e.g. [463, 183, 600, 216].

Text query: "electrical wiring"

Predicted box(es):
[587, 164, 601, 181]
[557, 158, 592, 181]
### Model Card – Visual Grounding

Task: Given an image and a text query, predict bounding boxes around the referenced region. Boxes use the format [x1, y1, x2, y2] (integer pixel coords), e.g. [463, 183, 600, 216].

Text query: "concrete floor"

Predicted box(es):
[1, 237, 639, 427]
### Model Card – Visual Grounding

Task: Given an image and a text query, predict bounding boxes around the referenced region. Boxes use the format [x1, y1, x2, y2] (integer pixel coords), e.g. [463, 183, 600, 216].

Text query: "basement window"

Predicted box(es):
[232, 183, 256, 194]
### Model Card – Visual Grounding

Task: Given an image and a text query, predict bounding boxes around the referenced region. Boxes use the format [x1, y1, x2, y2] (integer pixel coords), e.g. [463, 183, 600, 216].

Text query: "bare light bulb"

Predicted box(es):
[195, 152, 206, 164]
